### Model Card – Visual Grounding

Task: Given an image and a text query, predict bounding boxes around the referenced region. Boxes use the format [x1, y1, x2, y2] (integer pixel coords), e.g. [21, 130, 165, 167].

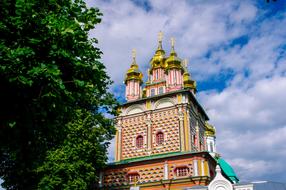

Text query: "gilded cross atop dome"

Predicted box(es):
[171, 37, 175, 49]
[132, 48, 136, 63]
[156, 31, 164, 51]
[169, 37, 177, 56]
[124, 48, 143, 85]
[183, 59, 188, 68]
[158, 31, 163, 43]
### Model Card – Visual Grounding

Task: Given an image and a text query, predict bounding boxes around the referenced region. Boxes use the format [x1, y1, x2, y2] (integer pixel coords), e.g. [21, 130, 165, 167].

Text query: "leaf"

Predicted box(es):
[8, 121, 16, 128]
[61, 28, 74, 35]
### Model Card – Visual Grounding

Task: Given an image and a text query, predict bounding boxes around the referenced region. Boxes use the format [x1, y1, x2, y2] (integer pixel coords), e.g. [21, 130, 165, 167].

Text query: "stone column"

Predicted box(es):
[196, 123, 200, 151]
[146, 112, 152, 154]
[193, 159, 198, 176]
[164, 161, 169, 180]
[117, 125, 122, 161]
[178, 107, 185, 151]
[115, 129, 119, 161]
[201, 160, 205, 176]
[185, 108, 191, 151]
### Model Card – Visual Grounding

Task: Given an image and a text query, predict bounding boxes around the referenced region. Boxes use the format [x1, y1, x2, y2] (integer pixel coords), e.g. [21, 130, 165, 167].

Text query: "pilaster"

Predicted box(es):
[193, 159, 198, 176]
[184, 107, 190, 151]
[116, 120, 122, 161]
[196, 122, 200, 151]
[164, 161, 169, 180]
[178, 107, 185, 152]
[201, 160, 205, 176]
[146, 112, 152, 154]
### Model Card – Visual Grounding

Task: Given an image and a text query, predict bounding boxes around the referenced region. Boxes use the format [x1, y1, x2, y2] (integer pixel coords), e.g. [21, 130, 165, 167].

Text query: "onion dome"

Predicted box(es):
[165, 37, 184, 72]
[205, 122, 216, 137]
[124, 49, 143, 84]
[183, 72, 197, 91]
[182, 59, 197, 91]
[149, 31, 166, 73]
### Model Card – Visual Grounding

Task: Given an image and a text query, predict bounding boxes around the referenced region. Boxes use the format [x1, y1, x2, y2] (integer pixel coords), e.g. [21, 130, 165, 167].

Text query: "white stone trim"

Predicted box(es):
[154, 97, 176, 109]
[193, 160, 198, 176]
[208, 165, 233, 190]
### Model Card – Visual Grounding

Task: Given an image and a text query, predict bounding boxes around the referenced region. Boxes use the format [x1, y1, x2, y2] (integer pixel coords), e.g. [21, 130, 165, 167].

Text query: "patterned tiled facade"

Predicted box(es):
[121, 114, 149, 159]
[120, 106, 182, 160]
[102, 153, 215, 189]
[151, 109, 180, 155]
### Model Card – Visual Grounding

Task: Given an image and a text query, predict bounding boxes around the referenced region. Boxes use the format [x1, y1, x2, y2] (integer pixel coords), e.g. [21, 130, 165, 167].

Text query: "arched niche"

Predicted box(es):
[154, 98, 175, 109]
[125, 104, 144, 115]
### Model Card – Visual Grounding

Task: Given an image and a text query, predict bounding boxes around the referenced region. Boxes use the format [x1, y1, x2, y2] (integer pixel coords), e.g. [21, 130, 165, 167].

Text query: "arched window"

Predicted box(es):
[151, 89, 155, 96]
[210, 141, 214, 152]
[175, 166, 189, 177]
[136, 135, 143, 148]
[127, 172, 140, 183]
[156, 131, 164, 145]
[159, 87, 164, 94]
[200, 142, 204, 151]
[156, 69, 159, 80]
[193, 134, 197, 146]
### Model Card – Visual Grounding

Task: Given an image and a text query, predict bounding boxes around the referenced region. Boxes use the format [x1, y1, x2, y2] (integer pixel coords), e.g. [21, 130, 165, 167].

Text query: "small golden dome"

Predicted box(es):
[149, 31, 166, 72]
[205, 122, 216, 137]
[165, 37, 184, 71]
[183, 71, 196, 91]
[124, 49, 143, 84]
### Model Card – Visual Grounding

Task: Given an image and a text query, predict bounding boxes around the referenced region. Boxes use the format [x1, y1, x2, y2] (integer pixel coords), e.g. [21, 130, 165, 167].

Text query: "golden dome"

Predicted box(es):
[124, 49, 143, 84]
[149, 31, 166, 73]
[183, 71, 197, 91]
[165, 37, 184, 71]
[205, 122, 216, 137]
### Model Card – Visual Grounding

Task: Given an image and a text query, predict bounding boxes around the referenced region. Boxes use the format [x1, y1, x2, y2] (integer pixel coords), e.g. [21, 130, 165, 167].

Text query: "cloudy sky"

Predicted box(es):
[87, 0, 286, 183]
[0, 0, 285, 189]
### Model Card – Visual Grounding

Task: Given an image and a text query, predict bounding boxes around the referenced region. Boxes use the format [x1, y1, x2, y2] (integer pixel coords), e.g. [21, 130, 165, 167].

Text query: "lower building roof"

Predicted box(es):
[108, 151, 215, 167]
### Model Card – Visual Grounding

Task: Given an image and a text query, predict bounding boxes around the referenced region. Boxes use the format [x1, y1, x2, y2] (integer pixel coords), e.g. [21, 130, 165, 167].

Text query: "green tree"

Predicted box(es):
[0, 0, 117, 189]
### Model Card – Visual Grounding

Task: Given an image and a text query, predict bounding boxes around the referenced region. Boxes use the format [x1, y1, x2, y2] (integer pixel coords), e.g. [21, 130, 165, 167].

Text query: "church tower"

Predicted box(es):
[124, 49, 143, 101]
[101, 32, 219, 190]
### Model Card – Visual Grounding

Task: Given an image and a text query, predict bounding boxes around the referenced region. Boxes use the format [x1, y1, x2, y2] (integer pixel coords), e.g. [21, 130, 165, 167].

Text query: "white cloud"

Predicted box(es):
[200, 76, 286, 132]
[89, 0, 260, 84]
[199, 76, 286, 181]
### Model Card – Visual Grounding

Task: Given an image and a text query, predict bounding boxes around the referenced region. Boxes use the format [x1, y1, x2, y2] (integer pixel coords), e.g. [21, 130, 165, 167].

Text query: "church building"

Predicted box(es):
[99, 32, 238, 190]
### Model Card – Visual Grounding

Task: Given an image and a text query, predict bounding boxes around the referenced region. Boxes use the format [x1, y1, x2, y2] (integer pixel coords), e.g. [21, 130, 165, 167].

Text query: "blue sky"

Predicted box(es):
[1, 0, 286, 189]
[86, 0, 286, 183]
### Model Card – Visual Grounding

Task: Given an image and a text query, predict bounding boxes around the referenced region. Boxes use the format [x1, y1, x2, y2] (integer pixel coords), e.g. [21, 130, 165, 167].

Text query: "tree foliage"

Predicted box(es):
[0, 0, 117, 189]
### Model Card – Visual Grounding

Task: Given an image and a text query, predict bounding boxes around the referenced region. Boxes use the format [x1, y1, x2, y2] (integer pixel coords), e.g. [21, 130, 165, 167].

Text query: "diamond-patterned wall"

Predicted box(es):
[102, 156, 210, 188]
[121, 107, 181, 160]
[151, 108, 180, 154]
[121, 115, 148, 159]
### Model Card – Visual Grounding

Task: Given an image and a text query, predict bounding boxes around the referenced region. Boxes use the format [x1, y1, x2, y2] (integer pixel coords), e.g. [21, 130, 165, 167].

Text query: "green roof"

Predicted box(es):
[109, 151, 211, 166]
[218, 158, 239, 183]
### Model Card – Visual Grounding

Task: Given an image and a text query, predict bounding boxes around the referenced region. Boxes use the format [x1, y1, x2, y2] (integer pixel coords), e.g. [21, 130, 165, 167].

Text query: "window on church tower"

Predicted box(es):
[193, 134, 197, 146]
[156, 131, 164, 145]
[127, 172, 140, 183]
[151, 89, 155, 96]
[136, 135, 143, 148]
[175, 166, 189, 177]
[174, 71, 177, 84]
[159, 87, 164, 94]
[156, 69, 158, 80]
[210, 141, 214, 152]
